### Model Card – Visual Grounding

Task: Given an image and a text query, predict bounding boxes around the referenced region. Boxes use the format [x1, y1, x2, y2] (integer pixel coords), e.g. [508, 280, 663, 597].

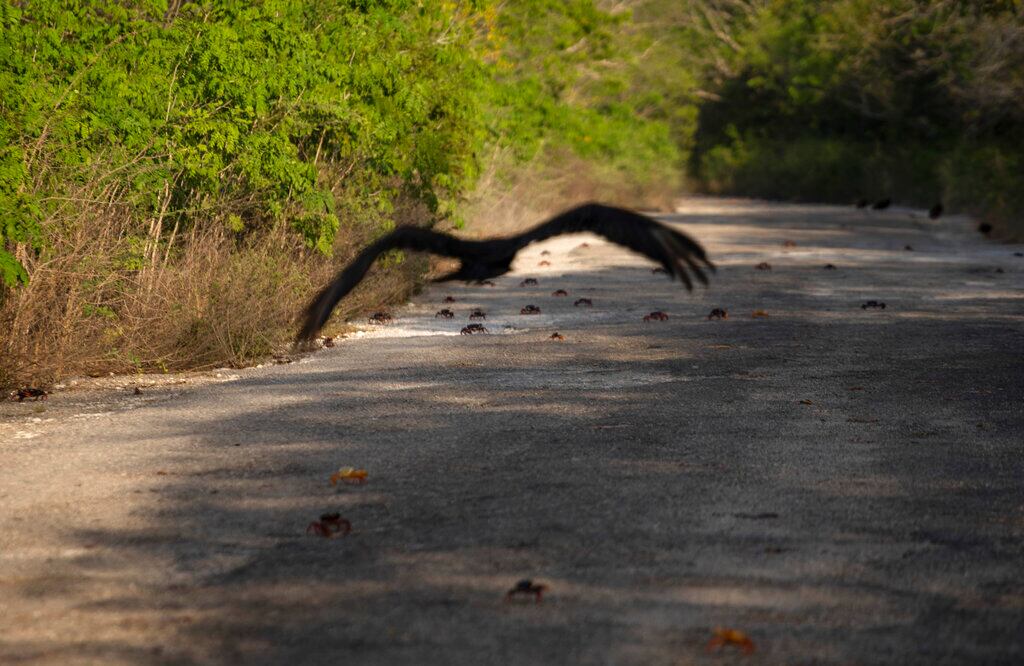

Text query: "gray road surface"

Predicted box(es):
[2, 198, 1023, 665]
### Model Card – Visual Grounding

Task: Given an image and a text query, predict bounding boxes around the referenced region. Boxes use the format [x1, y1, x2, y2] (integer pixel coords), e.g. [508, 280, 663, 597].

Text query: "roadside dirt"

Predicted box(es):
[2, 198, 1022, 665]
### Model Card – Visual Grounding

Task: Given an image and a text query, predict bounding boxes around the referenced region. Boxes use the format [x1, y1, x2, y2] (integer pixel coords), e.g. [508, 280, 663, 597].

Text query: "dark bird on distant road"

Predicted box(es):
[929, 203, 943, 219]
[297, 203, 714, 343]
[855, 198, 869, 209]
[978, 222, 993, 235]
[872, 198, 892, 210]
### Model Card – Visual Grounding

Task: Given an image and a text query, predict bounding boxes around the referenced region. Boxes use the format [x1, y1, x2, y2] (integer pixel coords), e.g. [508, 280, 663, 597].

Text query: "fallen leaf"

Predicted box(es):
[752, 310, 770, 318]
[799, 399, 814, 405]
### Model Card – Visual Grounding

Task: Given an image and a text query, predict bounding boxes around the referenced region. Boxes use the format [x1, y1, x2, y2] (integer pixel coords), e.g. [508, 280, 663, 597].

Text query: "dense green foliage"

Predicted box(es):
[656, 0, 1024, 223]
[0, 0, 680, 290]
[484, 0, 680, 181]
[0, 0, 489, 288]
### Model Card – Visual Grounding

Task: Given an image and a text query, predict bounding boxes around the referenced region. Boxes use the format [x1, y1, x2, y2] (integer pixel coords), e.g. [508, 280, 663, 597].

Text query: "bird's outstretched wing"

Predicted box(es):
[297, 227, 466, 343]
[515, 203, 715, 289]
[298, 204, 714, 344]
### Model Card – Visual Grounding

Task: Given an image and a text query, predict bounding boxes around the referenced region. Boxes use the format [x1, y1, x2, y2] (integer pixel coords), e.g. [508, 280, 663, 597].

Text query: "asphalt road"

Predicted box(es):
[2, 198, 1023, 665]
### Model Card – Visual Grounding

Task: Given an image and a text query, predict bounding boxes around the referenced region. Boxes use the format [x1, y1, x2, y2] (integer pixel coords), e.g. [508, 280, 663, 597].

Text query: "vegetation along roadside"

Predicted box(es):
[2, 0, 1021, 388]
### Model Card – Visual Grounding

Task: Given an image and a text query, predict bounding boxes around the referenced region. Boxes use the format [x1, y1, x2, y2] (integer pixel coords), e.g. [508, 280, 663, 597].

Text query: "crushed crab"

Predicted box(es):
[10, 388, 48, 402]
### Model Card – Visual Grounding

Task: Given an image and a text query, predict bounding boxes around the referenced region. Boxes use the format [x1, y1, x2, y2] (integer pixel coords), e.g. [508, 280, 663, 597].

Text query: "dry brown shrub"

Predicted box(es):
[0, 190, 432, 389]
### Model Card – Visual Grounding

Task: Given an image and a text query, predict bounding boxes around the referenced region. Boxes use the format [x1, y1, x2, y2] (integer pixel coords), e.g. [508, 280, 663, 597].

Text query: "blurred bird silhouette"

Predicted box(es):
[872, 198, 892, 210]
[297, 203, 714, 343]
[929, 203, 943, 219]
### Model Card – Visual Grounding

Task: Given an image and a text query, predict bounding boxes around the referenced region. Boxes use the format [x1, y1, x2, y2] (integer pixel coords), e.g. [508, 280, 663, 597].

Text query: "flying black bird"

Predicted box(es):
[929, 202, 943, 219]
[297, 203, 714, 343]
[872, 198, 892, 210]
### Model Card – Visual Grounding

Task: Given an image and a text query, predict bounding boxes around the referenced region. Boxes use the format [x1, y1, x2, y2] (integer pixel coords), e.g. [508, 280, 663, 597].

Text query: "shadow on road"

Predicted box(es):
[4, 202, 1023, 664]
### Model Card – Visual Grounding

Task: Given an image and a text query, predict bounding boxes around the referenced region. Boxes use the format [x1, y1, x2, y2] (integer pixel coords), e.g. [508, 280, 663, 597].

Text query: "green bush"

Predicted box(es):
[681, 0, 1024, 229]
[0, 0, 682, 385]
[0, 1, 487, 283]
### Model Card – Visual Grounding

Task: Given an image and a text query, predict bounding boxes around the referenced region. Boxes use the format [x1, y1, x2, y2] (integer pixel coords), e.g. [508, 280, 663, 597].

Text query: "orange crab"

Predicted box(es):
[330, 467, 368, 485]
[549, 332, 565, 341]
[706, 627, 755, 654]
